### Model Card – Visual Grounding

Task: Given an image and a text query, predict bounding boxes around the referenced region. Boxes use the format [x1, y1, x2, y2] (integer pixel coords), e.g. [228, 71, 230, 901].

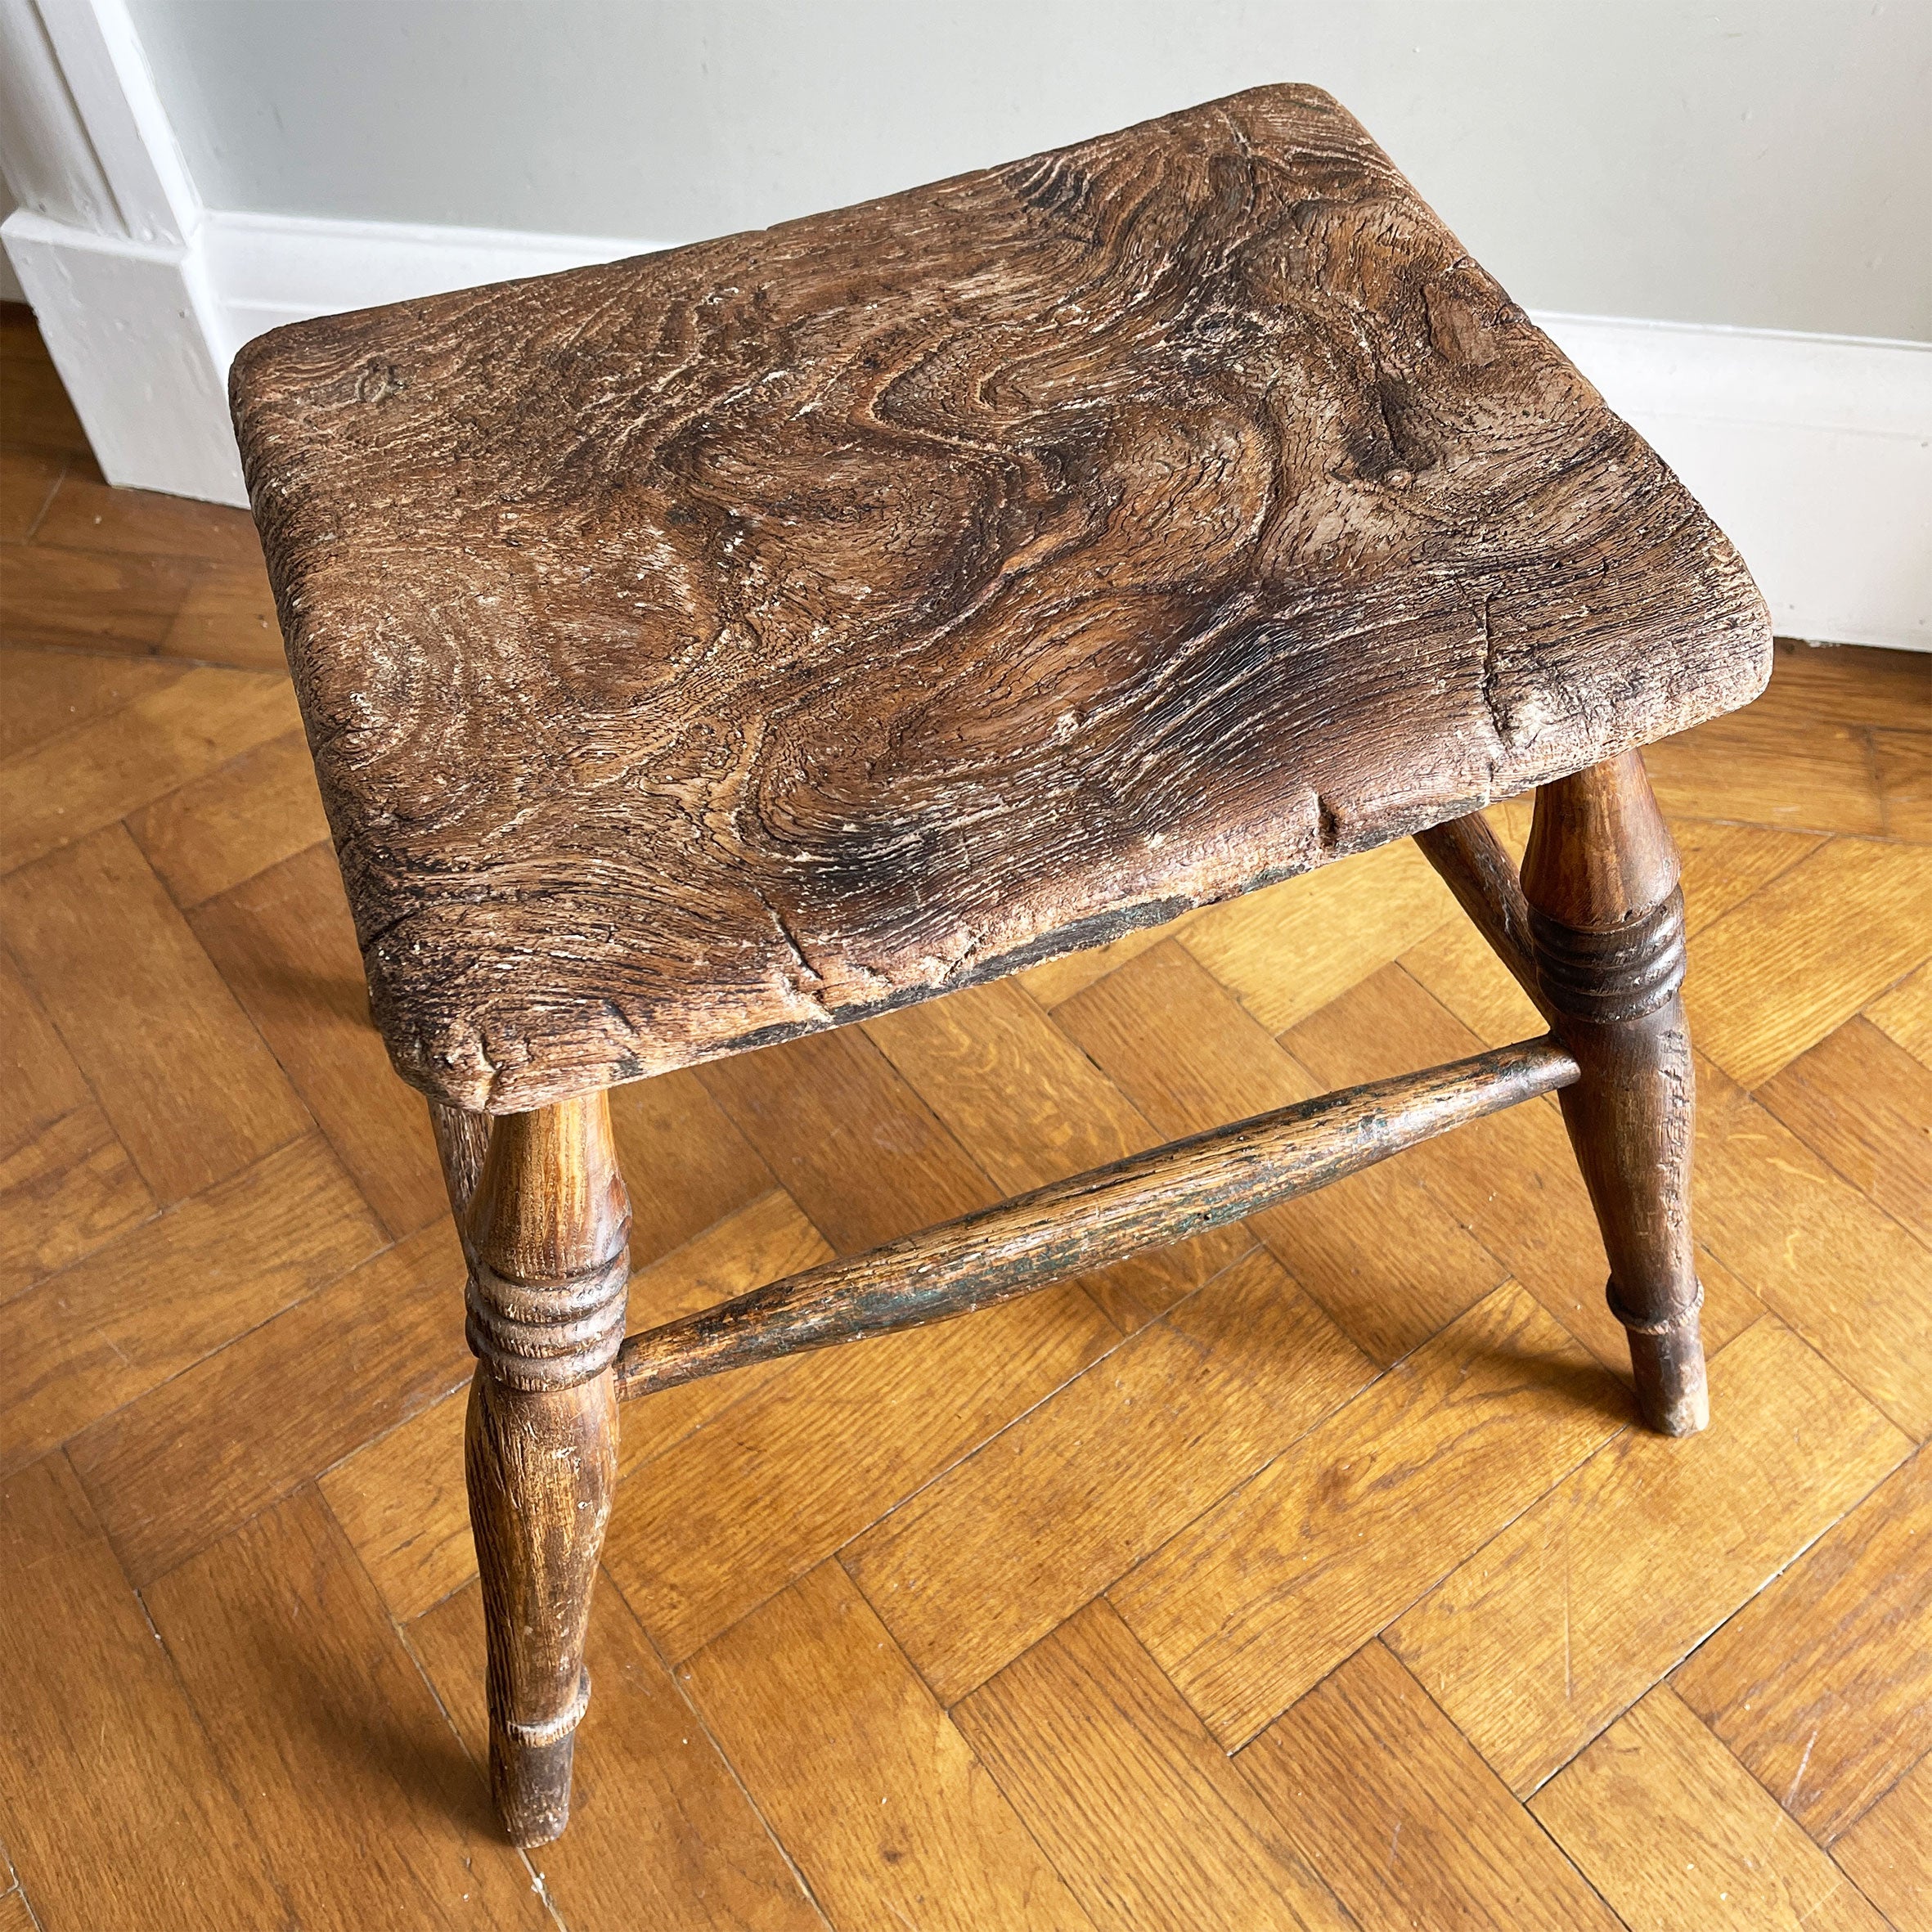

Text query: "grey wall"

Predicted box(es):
[129, 0, 1930, 339]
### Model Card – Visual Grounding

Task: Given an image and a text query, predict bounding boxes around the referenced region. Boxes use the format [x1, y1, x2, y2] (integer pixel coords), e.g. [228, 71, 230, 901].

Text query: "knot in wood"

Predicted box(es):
[465, 1249, 630, 1391]
[1530, 890, 1687, 1025]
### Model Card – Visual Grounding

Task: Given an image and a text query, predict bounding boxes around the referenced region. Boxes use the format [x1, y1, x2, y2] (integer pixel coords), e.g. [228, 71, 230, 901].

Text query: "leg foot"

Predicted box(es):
[461, 1093, 629, 1844]
[1524, 751, 1708, 1436]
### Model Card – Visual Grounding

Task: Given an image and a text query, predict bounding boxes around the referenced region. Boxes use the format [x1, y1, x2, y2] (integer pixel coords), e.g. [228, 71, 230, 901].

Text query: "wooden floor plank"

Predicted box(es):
[1875, 726, 1931, 842]
[865, 976, 1157, 1193]
[1758, 1016, 1932, 1243]
[682, 1561, 1096, 1931]
[1018, 906, 1198, 1008]
[1239, 1639, 1621, 1932]
[0, 1134, 380, 1474]
[0, 1885, 34, 1932]
[1831, 1750, 1932, 1932]
[607, 1063, 784, 1269]
[410, 1578, 825, 1932]
[0, 1097, 155, 1300]
[0, 310, 90, 453]
[1530, 1686, 1886, 1932]
[844, 1247, 1373, 1705]
[0, 943, 152, 1296]
[953, 1599, 1351, 1932]
[698, 1025, 996, 1255]
[1646, 706, 1886, 838]
[602, 1274, 1116, 1664]
[1674, 819, 1831, 934]
[157, 559, 288, 672]
[0, 1453, 288, 1932]
[1387, 1318, 1911, 1795]
[1867, 955, 1932, 1067]
[31, 470, 264, 568]
[190, 842, 447, 1241]
[2, 823, 311, 1203]
[0, 539, 195, 654]
[146, 1487, 549, 1932]
[1177, 836, 1456, 1035]
[1750, 639, 1930, 734]
[1695, 1051, 1932, 1439]
[867, 977, 1262, 1330]
[0, 664, 301, 875]
[1687, 835, 1932, 1090]
[68, 1217, 471, 1586]
[1112, 1283, 1626, 1749]
[1058, 941, 1508, 1364]
[0, 447, 63, 539]
[1673, 1446, 1932, 1843]
[128, 731, 330, 910]
[0, 644, 186, 761]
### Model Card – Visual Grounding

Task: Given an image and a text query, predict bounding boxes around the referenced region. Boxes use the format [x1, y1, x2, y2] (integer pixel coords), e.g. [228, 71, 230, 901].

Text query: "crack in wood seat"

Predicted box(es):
[232, 83, 1768, 1115]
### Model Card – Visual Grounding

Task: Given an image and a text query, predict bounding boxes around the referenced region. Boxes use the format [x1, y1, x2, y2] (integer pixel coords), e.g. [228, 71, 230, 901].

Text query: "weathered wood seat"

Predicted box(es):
[232, 84, 1766, 1117]
[231, 83, 1771, 1853]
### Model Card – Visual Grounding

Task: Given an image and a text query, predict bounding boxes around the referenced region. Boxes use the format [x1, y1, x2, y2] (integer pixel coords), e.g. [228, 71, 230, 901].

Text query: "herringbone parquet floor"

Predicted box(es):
[2, 299, 1930, 1931]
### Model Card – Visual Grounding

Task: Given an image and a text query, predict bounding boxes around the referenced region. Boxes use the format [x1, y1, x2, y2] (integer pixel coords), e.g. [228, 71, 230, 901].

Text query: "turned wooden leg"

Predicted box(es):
[459, 1092, 629, 1845]
[1522, 750, 1706, 1436]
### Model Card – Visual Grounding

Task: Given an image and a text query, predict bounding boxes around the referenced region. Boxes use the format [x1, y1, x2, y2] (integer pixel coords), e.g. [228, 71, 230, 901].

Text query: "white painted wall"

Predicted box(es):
[125, 0, 1931, 341]
[3, 1, 1929, 648]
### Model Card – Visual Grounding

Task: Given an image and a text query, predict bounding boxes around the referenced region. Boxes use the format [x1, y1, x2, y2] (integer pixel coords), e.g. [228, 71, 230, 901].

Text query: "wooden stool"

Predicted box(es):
[230, 86, 1770, 1847]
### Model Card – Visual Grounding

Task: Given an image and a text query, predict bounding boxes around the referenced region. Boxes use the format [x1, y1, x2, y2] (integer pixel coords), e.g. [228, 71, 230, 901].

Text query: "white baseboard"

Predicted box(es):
[7, 204, 1927, 652]
[1538, 314, 1931, 654]
[4, 206, 245, 503]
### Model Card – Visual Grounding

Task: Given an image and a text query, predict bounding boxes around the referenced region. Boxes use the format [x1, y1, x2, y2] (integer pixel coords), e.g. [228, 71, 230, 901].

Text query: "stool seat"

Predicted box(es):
[231, 83, 1769, 1114]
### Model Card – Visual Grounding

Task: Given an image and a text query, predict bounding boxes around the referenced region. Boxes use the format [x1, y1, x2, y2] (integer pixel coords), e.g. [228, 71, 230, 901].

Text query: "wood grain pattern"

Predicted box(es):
[0, 444, 61, 538]
[127, 730, 330, 908]
[1693, 1051, 1932, 1440]
[1, 1134, 380, 1474]
[1112, 1283, 1624, 1747]
[1386, 1317, 1911, 1795]
[1686, 835, 1932, 1090]
[1673, 1446, 1932, 1843]
[699, 1024, 997, 1254]
[1831, 1750, 1932, 1932]
[66, 1215, 469, 1584]
[2, 823, 311, 1204]
[683, 1561, 1094, 1930]
[0, 644, 185, 760]
[0, 1454, 288, 1932]
[1524, 751, 1707, 1432]
[231, 83, 1768, 1113]
[844, 1247, 1371, 1703]
[1530, 1687, 1886, 1932]
[1240, 1639, 1620, 1932]
[602, 1274, 1115, 1663]
[1279, 963, 1762, 1377]
[0, 664, 299, 872]
[1179, 834, 1460, 1035]
[1868, 956, 1932, 1066]
[953, 1599, 1350, 1931]
[1758, 1016, 1932, 1246]
[461, 1093, 630, 1844]
[190, 842, 450, 1240]
[146, 1486, 549, 1930]
[0, 945, 151, 1296]
[321, 1188, 834, 1624]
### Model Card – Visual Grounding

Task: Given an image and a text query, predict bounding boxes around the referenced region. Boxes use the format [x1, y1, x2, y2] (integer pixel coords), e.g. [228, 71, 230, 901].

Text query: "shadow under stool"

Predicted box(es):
[227, 83, 1772, 1847]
